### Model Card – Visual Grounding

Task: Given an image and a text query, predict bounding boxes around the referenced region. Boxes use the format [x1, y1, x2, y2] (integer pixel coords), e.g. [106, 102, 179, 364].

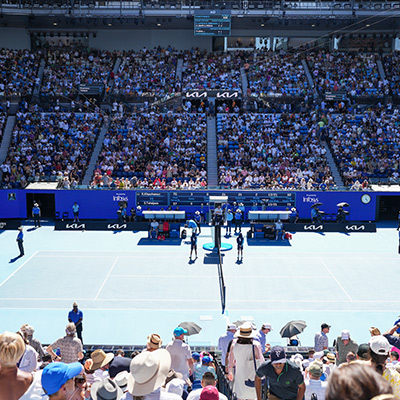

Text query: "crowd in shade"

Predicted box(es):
[382, 52, 400, 96]
[40, 49, 116, 100]
[0, 49, 42, 97]
[307, 51, 387, 97]
[0, 111, 6, 143]
[181, 49, 244, 91]
[247, 51, 311, 97]
[0, 112, 103, 189]
[113, 47, 181, 101]
[3, 317, 400, 400]
[327, 108, 400, 186]
[91, 111, 207, 189]
[217, 113, 334, 190]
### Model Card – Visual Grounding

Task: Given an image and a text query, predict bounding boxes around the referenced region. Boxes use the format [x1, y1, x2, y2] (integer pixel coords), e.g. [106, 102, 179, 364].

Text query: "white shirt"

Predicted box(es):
[305, 379, 327, 400]
[19, 371, 48, 400]
[165, 339, 192, 379]
[122, 387, 182, 400]
[187, 388, 228, 400]
[19, 345, 38, 373]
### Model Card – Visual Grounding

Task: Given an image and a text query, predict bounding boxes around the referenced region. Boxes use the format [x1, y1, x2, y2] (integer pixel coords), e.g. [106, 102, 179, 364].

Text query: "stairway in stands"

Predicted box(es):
[206, 116, 218, 188]
[33, 58, 46, 98]
[0, 115, 16, 182]
[240, 66, 248, 98]
[376, 58, 386, 81]
[81, 116, 110, 186]
[176, 58, 183, 81]
[301, 59, 315, 94]
[322, 142, 345, 187]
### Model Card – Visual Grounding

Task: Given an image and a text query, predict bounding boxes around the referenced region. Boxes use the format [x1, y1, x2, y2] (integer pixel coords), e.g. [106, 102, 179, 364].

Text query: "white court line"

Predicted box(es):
[0, 251, 39, 288]
[111, 275, 330, 279]
[321, 259, 353, 302]
[95, 257, 119, 300]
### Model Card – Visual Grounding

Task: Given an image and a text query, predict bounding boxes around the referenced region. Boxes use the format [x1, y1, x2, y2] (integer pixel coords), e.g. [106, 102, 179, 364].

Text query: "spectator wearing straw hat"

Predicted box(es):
[314, 323, 331, 352]
[255, 346, 305, 400]
[47, 323, 83, 364]
[90, 349, 131, 380]
[228, 322, 263, 400]
[121, 349, 181, 400]
[218, 324, 236, 372]
[335, 330, 358, 366]
[305, 361, 327, 400]
[68, 302, 83, 344]
[254, 323, 272, 354]
[166, 327, 193, 380]
[145, 334, 162, 352]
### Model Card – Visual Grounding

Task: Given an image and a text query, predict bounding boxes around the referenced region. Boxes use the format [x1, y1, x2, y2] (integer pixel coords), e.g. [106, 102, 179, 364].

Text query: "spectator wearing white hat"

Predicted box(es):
[254, 323, 272, 354]
[46, 323, 83, 364]
[20, 324, 46, 361]
[166, 327, 193, 380]
[217, 324, 237, 373]
[91, 378, 123, 400]
[335, 330, 358, 366]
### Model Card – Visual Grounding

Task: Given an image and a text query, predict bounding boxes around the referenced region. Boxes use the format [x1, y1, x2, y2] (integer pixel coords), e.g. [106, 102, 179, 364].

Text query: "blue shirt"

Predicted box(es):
[234, 212, 242, 221]
[218, 331, 235, 366]
[72, 204, 79, 213]
[17, 231, 23, 241]
[68, 309, 83, 324]
[254, 330, 267, 353]
[188, 220, 197, 229]
[226, 212, 233, 222]
[32, 206, 40, 215]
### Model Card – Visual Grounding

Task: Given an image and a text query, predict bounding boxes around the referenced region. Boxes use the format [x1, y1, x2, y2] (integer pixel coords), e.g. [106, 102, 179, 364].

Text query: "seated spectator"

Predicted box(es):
[304, 361, 327, 400]
[20, 324, 46, 361]
[16, 330, 38, 373]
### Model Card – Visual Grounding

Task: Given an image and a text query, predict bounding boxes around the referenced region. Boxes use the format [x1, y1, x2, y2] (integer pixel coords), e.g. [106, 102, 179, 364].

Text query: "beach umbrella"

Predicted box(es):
[178, 321, 202, 336]
[280, 320, 307, 338]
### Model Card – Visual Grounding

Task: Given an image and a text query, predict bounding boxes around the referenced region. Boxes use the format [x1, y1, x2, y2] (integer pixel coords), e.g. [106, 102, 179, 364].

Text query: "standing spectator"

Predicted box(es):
[145, 333, 162, 352]
[256, 345, 305, 400]
[0, 331, 48, 400]
[314, 323, 331, 352]
[234, 209, 242, 233]
[190, 232, 198, 261]
[72, 202, 80, 222]
[41, 362, 83, 399]
[305, 361, 327, 400]
[335, 330, 358, 366]
[90, 349, 130, 379]
[254, 323, 272, 354]
[68, 302, 83, 344]
[225, 209, 233, 236]
[166, 327, 193, 380]
[16, 226, 24, 258]
[217, 324, 236, 373]
[236, 232, 244, 261]
[20, 324, 46, 361]
[228, 322, 263, 400]
[46, 323, 83, 364]
[32, 202, 41, 228]
[187, 372, 228, 400]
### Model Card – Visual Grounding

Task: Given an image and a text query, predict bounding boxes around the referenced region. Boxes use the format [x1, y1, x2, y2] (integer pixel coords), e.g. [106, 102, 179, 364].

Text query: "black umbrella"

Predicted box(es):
[179, 322, 202, 336]
[311, 202, 323, 208]
[233, 320, 247, 327]
[280, 320, 307, 338]
[337, 202, 350, 207]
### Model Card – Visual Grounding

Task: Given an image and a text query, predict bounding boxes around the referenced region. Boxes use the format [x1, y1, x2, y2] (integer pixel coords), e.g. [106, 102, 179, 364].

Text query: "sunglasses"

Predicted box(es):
[75, 378, 86, 384]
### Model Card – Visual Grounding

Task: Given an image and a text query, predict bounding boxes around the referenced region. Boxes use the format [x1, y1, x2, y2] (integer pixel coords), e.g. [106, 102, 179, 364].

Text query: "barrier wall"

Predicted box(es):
[0, 189, 396, 221]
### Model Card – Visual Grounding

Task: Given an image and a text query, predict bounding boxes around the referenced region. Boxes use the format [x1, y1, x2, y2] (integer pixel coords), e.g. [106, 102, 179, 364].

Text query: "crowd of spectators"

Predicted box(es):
[247, 50, 311, 97]
[92, 111, 207, 189]
[181, 49, 244, 91]
[0, 112, 103, 188]
[3, 317, 400, 400]
[327, 108, 400, 186]
[0, 49, 42, 97]
[217, 112, 335, 190]
[40, 49, 116, 100]
[113, 47, 181, 101]
[382, 52, 400, 96]
[307, 51, 388, 97]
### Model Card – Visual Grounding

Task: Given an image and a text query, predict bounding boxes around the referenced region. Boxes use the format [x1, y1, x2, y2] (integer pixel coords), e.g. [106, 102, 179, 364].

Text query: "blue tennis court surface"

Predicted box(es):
[0, 224, 399, 347]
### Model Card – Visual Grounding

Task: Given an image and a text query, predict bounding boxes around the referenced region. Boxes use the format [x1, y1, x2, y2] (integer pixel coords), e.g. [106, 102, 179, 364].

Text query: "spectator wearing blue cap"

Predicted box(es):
[193, 355, 217, 385]
[166, 327, 193, 380]
[41, 361, 83, 399]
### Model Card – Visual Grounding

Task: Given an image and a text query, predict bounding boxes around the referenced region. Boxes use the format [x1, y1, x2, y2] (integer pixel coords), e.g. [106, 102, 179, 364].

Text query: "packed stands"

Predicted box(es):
[382, 52, 400, 96]
[217, 113, 335, 190]
[92, 111, 207, 189]
[0, 112, 103, 188]
[0, 49, 42, 97]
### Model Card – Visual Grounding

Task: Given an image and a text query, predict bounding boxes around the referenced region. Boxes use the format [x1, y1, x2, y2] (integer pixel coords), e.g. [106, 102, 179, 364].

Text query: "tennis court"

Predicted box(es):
[0, 223, 398, 347]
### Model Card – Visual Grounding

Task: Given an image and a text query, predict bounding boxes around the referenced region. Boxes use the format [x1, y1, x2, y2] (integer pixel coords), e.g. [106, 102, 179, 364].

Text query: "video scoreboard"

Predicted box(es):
[194, 13, 231, 36]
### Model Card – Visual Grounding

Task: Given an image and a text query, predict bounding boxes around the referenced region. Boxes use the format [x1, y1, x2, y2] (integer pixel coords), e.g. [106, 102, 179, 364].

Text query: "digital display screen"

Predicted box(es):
[194, 14, 231, 36]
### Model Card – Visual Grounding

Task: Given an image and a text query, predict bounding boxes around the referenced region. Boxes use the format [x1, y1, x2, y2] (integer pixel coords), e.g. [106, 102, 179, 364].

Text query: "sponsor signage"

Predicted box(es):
[283, 223, 376, 233]
[0, 220, 22, 230]
[78, 84, 104, 96]
[184, 90, 241, 99]
[55, 221, 150, 231]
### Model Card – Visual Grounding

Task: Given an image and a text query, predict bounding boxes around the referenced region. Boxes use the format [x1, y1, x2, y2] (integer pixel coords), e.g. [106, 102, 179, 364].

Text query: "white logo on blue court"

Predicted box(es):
[113, 193, 129, 202]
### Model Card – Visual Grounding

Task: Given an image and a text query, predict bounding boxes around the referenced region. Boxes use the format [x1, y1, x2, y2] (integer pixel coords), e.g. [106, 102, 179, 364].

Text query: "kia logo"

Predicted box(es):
[107, 224, 127, 230]
[304, 225, 323, 231]
[66, 224, 85, 229]
[345, 225, 365, 231]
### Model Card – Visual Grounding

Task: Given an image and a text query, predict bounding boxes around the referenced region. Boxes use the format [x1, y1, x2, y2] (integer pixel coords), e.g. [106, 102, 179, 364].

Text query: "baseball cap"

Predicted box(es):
[308, 361, 323, 378]
[270, 346, 286, 364]
[357, 343, 370, 359]
[321, 323, 331, 330]
[42, 362, 83, 395]
[202, 356, 211, 364]
[173, 327, 187, 337]
[192, 352, 200, 361]
[262, 323, 272, 330]
[341, 330, 350, 340]
[227, 324, 237, 330]
[200, 386, 219, 400]
[369, 335, 391, 356]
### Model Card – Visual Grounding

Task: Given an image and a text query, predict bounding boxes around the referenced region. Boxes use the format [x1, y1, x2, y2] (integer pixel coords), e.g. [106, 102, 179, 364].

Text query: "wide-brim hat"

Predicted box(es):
[91, 378, 123, 400]
[127, 349, 171, 396]
[114, 371, 129, 391]
[234, 322, 257, 339]
[90, 350, 115, 371]
[147, 333, 162, 350]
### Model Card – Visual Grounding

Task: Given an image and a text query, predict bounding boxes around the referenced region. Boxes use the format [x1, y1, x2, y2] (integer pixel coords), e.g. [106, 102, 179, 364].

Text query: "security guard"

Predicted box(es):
[16, 226, 24, 257]
[32, 202, 41, 227]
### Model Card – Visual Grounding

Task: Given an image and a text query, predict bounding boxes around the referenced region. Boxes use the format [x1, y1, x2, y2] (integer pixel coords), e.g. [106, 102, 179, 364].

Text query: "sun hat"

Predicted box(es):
[369, 327, 381, 336]
[270, 346, 286, 364]
[41, 362, 83, 395]
[90, 349, 115, 371]
[166, 378, 184, 396]
[234, 322, 257, 338]
[114, 371, 129, 391]
[91, 378, 123, 400]
[173, 327, 187, 337]
[308, 361, 323, 378]
[200, 385, 219, 400]
[165, 369, 183, 386]
[127, 349, 171, 396]
[369, 335, 391, 356]
[20, 324, 34, 336]
[147, 333, 162, 349]
[324, 353, 336, 363]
